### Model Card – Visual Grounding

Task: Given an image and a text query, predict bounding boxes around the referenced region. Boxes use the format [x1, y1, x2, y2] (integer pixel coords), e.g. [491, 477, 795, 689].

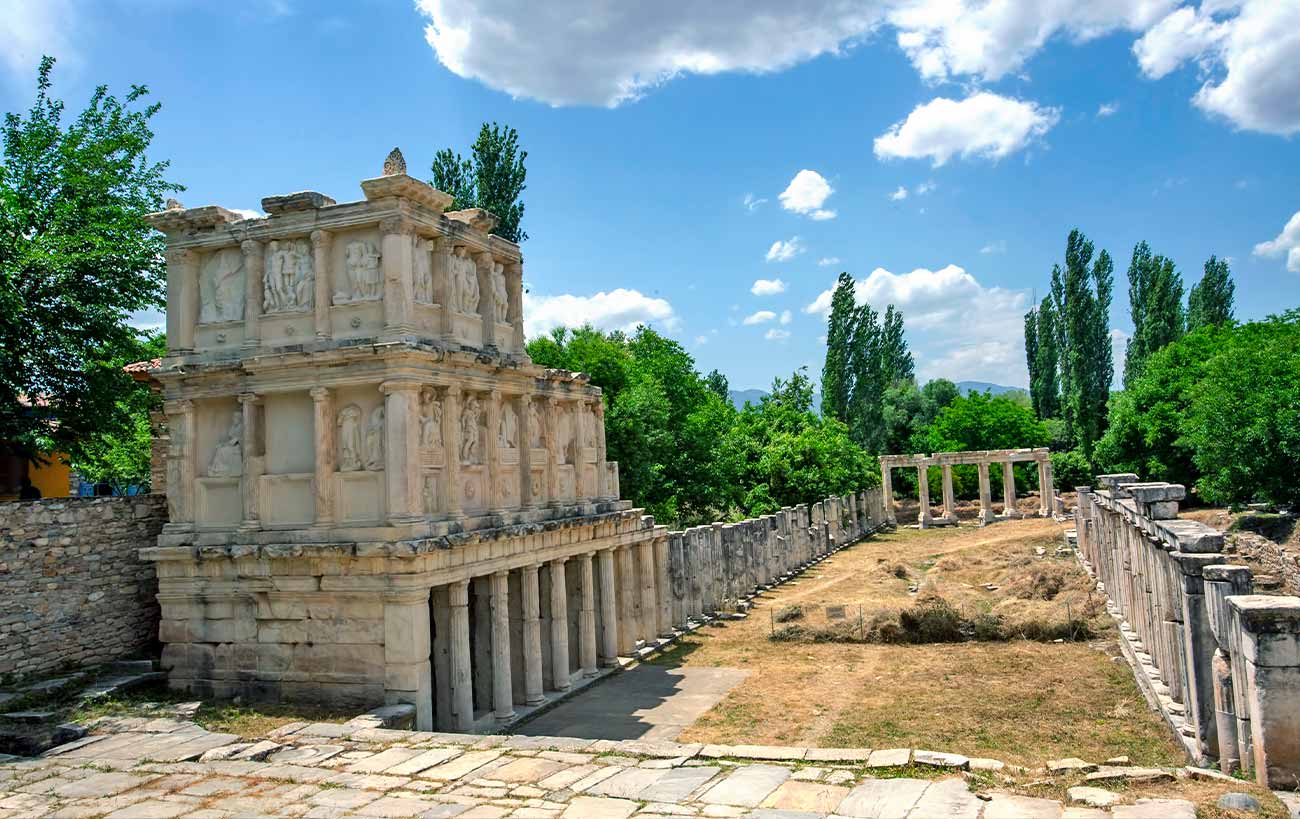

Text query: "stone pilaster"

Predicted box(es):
[940, 463, 956, 523]
[165, 248, 198, 353]
[507, 261, 526, 358]
[519, 564, 545, 705]
[442, 385, 462, 519]
[617, 545, 637, 654]
[309, 388, 335, 525]
[880, 463, 896, 525]
[486, 390, 504, 514]
[1229, 595, 1300, 788]
[310, 229, 332, 339]
[163, 399, 195, 529]
[548, 558, 570, 691]
[516, 393, 534, 509]
[430, 238, 454, 342]
[240, 240, 263, 348]
[489, 571, 515, 721]
[380, 217, 415, 338]
[597, 548, 619, 667]
[381, 380, 422, 524]
[384, 590, 433, 731]
[447, 580, 474, 731]
[594, 399, 610, 500]
[578, 552, 598, 676]
[238, 393, 263, 530]
[545, 398, 560, 505]
[1001, 461, 1019, 518]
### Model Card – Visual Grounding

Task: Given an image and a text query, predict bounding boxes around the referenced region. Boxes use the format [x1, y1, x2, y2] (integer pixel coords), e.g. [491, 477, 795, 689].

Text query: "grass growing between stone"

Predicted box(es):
[663, 516, 1186, 767]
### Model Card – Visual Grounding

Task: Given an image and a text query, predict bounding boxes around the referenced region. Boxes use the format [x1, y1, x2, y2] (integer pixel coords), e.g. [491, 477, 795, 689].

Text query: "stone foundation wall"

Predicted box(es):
[0, 496, 167, 680]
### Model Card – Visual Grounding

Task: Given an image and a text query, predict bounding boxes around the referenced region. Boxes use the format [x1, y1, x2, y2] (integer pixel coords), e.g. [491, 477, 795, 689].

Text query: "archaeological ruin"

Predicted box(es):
[136, 153, 885, 733]
[879, 447, 1058, 528]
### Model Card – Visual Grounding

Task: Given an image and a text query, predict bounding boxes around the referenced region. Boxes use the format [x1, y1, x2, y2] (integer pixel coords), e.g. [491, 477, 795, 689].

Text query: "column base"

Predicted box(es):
[494, 710, 517, 722]
[525, 695, 545, 706]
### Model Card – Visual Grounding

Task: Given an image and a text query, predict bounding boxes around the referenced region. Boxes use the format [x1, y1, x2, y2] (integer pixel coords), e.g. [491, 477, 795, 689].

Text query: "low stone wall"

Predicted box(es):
[666, 488, 887, 624]
[0, 496, 167, 680]
[1076, 475, 1300, 789]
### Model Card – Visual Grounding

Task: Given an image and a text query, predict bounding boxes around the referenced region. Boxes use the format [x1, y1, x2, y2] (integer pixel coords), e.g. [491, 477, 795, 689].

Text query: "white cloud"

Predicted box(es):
[765, 237, 804, 262]
[751, 278, 788, 296]
[231, 208, 265, 220]
[873, 92, 1060, 167]
[1, 0, 77, 80]
[743, 309, 777, 325]
[818, 257, 842, 266]
[780, 309, 793, 325]
[693, 335, 709, 346]
[980, 240, 1007, 254]
[415, 0, 886, 107]
[1253, 211, 1300, 273]
[524, 288, 678, 336]
[779, 169, 836, 220]
[765, 328, 792, 341]
[743, 193, 767, 212]
[915, 180, 936, 195]
[887, 0, 1177, 84]
[1097, 102, 1119, 117]
[1135, 2, 1300, 135]
[805, 263, 1031, 385]
[889, 186, 909, 201]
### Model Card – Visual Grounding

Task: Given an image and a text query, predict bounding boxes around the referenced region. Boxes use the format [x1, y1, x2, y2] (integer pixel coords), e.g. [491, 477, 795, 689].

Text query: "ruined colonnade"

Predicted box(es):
[879, 447, 1057, 528]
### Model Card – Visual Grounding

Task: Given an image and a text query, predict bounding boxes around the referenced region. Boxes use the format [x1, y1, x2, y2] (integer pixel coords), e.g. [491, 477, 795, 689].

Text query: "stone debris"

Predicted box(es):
[1047, 757, 1099, 774]
[1067, 786, 1120, 807]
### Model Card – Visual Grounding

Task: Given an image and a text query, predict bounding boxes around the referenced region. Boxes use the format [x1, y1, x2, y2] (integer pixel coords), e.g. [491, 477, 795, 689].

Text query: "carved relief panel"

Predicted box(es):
[198, 248, 246, 324]
[262, 239, 314, 314]
[333, 239, 382, 304]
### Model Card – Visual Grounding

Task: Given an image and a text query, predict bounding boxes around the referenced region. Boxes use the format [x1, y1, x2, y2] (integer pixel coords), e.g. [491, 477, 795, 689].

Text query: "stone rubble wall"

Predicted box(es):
[1075, 475, 1300, 789]
[0, 495, 167, 680]
[666, 488, 887, 623]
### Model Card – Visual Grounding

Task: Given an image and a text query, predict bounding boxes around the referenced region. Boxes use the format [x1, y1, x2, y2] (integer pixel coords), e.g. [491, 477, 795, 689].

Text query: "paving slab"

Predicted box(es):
[1111, 798, 1196, 819]
[760, 780, 851, 813]
[905, 778, 980, 818]
[834, 777, 930, 818]
[982, 793, 1064, 819]
[700, 763, 791, 807]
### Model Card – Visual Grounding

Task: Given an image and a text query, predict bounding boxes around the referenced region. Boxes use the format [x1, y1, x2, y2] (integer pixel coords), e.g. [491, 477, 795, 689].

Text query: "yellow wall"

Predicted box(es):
[0, 453, 72, 500]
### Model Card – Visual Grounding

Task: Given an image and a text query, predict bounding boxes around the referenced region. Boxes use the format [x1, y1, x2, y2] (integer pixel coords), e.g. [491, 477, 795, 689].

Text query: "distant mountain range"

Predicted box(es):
[727, 380, 1024, 411]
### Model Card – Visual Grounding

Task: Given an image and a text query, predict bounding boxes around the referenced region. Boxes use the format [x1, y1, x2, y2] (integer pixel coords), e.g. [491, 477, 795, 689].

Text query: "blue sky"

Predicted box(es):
[2, 0, 1298, 390]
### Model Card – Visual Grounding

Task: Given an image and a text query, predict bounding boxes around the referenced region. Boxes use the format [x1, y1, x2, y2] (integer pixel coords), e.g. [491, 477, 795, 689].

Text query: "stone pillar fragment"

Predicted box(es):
[1001, 461, 1019, 518]
[238, 393, 263, 530]
[1229, 595, 1300, 788]
[940, 463, 956, 524]
[1205, 564, 1254, 775]
[637, 540, 658, 644]
[654, 536, 672, 637]
[881, 464, 896, 525]
[520, 564, 544, 705]
[917, 462, 933, 529]
[976, 461, 994, 526]
[384, 591, 433, 731]
[548, 558, 570, 690]
[578, 552, 598, 676]
[381, 380, 422, 524]
[166, 248, 198, 352]
[447, 580, 474, 731]
[240, 240, 263, 348]
[310, 229, 332, 339]
[597, 548, 619, 666]
[489, 571, 514, 721]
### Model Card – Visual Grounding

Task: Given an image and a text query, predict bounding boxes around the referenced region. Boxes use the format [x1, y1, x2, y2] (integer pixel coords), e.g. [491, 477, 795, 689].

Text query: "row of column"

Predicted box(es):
[1076, 477, 1300, 788]
[387, 537, 670, 733]
[880, 456, 1056, 529]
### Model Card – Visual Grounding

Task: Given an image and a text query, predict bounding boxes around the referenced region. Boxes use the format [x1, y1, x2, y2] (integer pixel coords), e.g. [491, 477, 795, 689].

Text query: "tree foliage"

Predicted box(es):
[0, 57, 177, 461]
[1187, 255, 1235, 332]
[1123, 241, 1184, 388]
[430, 122, 528, 243]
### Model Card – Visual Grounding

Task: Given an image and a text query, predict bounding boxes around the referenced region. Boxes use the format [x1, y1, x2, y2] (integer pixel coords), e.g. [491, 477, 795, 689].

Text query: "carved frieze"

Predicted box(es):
[334, 239, 382, 304]
[460, 394, 482, 464]
[338, 404, 364, 472]
[528, 401, 544, 449]
[198, 248, 245, 324]
[413, 237, 434, 304]
[450, 247, 479, 316]
[499, 402, 518, 450]
[208, 410, 243, 477]
[263, 238, 314, 314]
[420, 387, 443, 449]
[491, 262, 508, 323]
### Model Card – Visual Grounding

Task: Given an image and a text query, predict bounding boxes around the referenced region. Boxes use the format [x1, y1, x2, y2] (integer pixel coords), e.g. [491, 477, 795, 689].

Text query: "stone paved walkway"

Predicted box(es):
[0, 718, 1215, 818]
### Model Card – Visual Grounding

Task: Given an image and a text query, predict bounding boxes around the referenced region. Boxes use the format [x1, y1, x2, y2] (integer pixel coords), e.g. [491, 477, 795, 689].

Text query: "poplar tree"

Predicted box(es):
[1024, 297, 1060, 420]
[1024, 309, 1039, 410]
[820, 272, 856, 421]
[1188, 255, 1235, 331]
[1124, 241, 1184, 387]
[881, 305, 914, 385]
[847, 302, 883, 448]
[430, 121, 528, 243]
[1058, 230, 1113, 458]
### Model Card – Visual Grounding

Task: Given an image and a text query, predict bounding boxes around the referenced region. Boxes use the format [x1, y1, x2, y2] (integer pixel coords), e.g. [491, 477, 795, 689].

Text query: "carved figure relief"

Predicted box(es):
[413, 238, 433, 304]
[334, 240, 381, 304]
[337, 404, 364, 472]
[263, 239, 314, 314]
[499, 402, 518, 450]
[491, 262, 508, 323]
[450, 247, 479, 315]
[365, 406, 385, 471]
[460, 395, 481, 464]
[419, 388, 442, 450]
[528, 401, 544, 449]
[423, 474, 437, 514]
[209, 410, 243, 477]
[198, 248, 245, 324]
[584, 406, 598, 449]
[558, 409, 574, 464]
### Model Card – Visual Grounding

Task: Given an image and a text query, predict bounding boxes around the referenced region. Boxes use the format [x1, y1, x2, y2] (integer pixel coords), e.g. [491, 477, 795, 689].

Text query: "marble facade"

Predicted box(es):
[141, 153, 665, 730]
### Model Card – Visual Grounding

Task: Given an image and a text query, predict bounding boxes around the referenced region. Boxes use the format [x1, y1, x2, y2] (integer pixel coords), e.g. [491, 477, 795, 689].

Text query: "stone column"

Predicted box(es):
[880, 463, 896, 525]
[594, 399, 610, 500]
[489, 571, 515, 721]
[597, 548, 619, 667]
[507, 261, 525, 355]
[520, 564, 544, 705]
[1204, 564, 1254, 775]
[240, 239, 263, 348]
[380, 217, 415, 338]
[545, 398, 561, 505]
[637, 540, 658, 644]
[165, 248, 198, 353]
[163, 399, 195, 528]
[431, 238, 455, 342]
[310, 229, 332, 339]
[917, 462, 933, 529]
[1037, 457, 1053, 516]
[517, 393, 534, 509]
[486, 390, 504, 513]
[578, 552, 598, 676]
[654, 535, 672, 637]
[384, 590, 433, 731]
[474, 251, 497, 350]
[548, 558, 570, 691]
[238, 393, 263, 530]
[940, 463, 956, 523]
[447, 580, 474, 731]
[617, 545, 637, 654]
[1229, 595, 1300, 788]
[381, 380, 422, 524]
[1001, 461, 1019, 517]
[441, 386, 462, 518]
[1174, 551, 1226, 762]
[976, 461, 994, 526]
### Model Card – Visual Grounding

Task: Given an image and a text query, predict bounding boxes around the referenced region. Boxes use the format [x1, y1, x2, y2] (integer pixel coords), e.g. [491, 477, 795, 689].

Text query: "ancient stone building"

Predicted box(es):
[141, 153, 666, 731]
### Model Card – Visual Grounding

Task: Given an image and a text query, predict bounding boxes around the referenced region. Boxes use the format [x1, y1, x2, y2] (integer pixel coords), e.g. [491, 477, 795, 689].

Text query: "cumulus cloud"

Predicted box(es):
[873, 92, 1060, 166]
[1097, 102, 1119, 117]
[780, 309, 793, 325]
[524, 288, 678, 336]
[751, 278, 787, 296]
[779, 169, 836, 220]
[415, 0, 886, 107]
[766, 237, 804, 262]
[818, 257, 842, 266]
[743, 310, 777, 325]
[743, 193, 767, 212]
[805, 263, 1031, 384]
[1, 0, 77, 80]
[765, 328, 792, 341]
[1133, 6, 1226, 79]
[1253, 211, 1300, 273]
[889, 186, 909, 201]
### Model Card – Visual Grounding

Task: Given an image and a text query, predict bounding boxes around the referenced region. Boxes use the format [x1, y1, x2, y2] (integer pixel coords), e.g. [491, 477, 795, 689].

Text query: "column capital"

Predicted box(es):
[550, 555, 568, 568]
[239, 238, 263, 254]
[473, 249, 495, 268]
[444, 383, 462, 399]
[309, 228, 332, 247]
[492, 568, 509, 580]
[309, 386, 331, 402]
[237, 392, 261, 406]
[379, 216, 417, 236]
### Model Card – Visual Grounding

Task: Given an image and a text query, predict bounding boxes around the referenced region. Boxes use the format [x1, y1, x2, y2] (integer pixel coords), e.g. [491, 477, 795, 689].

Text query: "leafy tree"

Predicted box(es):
[881, 304, 914, 385]
[921, 378, 959, 411]
[924, 391, 1049, 498]
[1024, 296, 1061, 420]
[0, 57, 177, 462]
[704, 369, 729, 402]
[1187, 255, 1235, 331]
[1123, 241, 1184, 387]
[846, 302, 883, 449]
[820, 272, 856, 421]
[1057, 229, 1113, 459]
[430, 122, 528, 243]
[1024, 307, 1039, 413]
